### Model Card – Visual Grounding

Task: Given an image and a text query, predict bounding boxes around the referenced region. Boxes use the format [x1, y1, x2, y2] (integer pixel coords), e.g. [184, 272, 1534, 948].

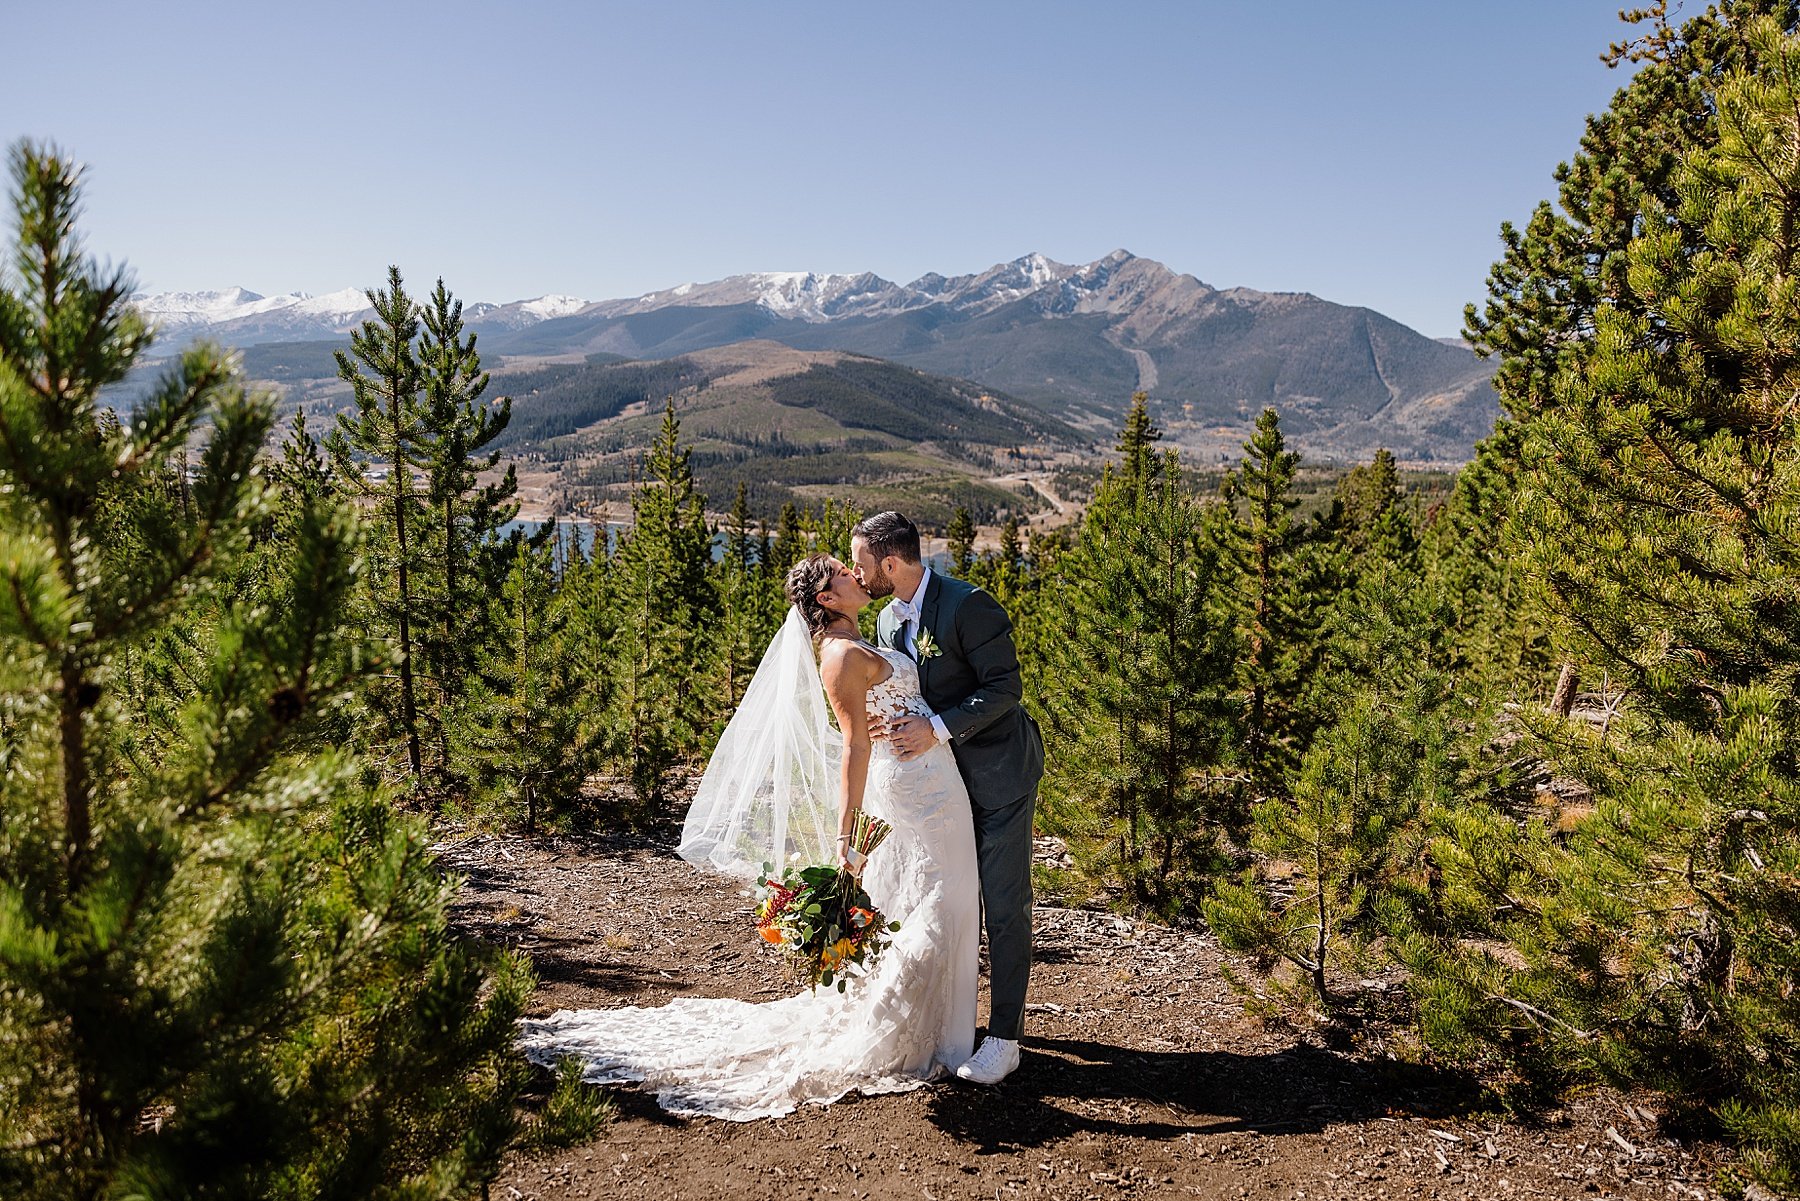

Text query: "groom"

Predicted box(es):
[850, 510, 1044, 1086]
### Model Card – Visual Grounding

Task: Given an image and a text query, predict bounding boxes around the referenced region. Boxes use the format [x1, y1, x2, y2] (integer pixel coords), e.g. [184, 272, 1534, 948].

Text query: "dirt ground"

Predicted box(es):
[438, 822, 1731, 1201]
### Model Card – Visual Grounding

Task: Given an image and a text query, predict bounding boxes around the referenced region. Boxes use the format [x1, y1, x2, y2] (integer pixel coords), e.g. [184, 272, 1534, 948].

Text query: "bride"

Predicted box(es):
[517, 554, 981, 1120]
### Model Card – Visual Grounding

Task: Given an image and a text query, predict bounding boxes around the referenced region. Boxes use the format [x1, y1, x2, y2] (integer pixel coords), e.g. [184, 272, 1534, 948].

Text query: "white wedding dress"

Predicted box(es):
[518, 646, 980, 1120]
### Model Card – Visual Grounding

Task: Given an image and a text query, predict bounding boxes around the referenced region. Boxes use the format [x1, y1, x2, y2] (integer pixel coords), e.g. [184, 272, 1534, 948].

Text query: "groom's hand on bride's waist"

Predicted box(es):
[882, 715, 943, 761]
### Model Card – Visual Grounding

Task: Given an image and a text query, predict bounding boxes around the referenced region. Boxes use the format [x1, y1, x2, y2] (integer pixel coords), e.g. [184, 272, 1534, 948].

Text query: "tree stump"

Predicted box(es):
[1550, 662, 1580, 718]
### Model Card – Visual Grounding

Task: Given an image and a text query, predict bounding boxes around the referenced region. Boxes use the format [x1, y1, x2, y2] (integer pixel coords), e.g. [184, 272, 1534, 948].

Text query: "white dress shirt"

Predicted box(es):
[889, 568, 951, 744]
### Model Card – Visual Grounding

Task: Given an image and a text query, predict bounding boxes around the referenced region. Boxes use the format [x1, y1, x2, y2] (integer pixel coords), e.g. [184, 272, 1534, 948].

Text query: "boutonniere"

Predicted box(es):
[914, 627, 943, 661]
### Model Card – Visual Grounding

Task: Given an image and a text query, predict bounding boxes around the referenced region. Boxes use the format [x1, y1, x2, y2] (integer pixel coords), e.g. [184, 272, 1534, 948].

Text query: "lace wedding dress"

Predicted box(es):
[518, 646, 980, 1120]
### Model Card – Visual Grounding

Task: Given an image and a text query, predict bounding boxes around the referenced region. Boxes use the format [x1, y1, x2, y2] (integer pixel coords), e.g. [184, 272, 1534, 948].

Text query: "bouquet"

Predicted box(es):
[754, 812, 902, 992]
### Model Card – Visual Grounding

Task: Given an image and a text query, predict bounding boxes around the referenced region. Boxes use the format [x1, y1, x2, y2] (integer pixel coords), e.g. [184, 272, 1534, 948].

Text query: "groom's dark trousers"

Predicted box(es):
[972, 787, 1037, 1039]
[879, 572, 1044, 1042]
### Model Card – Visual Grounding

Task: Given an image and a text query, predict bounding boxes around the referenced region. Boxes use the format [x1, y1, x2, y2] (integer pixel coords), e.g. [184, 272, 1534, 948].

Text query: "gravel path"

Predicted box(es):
[438, 824, 1730, 1201]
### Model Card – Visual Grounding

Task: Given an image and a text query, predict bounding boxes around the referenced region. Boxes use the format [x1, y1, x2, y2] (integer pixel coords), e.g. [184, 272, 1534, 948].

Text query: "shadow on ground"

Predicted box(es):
[925, 1035, 1485, 1152]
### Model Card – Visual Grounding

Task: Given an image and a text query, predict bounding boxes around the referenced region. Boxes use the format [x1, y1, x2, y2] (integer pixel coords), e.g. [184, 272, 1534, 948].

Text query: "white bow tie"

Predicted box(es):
[890, 599, 919, 623]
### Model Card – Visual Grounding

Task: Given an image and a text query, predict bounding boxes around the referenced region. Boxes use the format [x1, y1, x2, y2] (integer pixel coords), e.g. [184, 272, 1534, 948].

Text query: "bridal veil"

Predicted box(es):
[677, 606, 842, 879]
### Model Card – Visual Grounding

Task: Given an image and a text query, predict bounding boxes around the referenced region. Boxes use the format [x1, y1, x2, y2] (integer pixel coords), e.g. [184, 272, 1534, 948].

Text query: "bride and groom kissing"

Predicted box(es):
[521, 510, 1045, 1119]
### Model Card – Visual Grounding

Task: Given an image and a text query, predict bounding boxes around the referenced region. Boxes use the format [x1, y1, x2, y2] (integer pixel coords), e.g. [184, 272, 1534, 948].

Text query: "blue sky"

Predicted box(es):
[4, 2, 1636, 337]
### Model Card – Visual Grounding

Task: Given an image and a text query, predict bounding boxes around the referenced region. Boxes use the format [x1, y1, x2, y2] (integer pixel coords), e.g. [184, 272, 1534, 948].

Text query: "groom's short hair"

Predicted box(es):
[852, 511, 922, 564]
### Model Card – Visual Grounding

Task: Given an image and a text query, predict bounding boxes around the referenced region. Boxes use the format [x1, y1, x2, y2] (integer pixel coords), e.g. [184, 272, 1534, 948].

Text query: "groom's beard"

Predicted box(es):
[859, 563, 895, 599]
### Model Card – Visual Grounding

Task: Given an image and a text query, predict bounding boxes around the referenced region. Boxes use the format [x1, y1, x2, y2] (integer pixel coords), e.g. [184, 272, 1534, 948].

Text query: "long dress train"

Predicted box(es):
[517, 647, 980, 1121]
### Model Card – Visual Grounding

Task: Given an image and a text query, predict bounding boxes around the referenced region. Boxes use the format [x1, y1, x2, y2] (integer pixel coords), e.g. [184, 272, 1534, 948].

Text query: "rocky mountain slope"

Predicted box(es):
[135, 251, 1497, 463]
[482, 251, 1496, 462]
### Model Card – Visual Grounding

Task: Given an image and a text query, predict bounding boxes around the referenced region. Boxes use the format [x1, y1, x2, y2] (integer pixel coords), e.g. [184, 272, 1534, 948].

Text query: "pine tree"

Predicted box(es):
[416, 278, 517, 745]
[769, 500, 804, 574]
[453, 533, 597, 832]
[325, 266, 428, 783]
[123, 405, 353, 777]
[1326, 448, 1416, 563]
[1010, 525, 1066, 736]
[946, 505, 975, 577]
[1460, 1, 1800, 715]
[1039, 414, 1240, 917]
[269, 407, 335, 521]
[803, 496, 861, 561]
[558, 517, 619, 785]
[1421, 22, 1800, 1184]
[1418, 426, 1554, 703]
[1116, 390, 1161, 487]
[970, 512, 1025, 607]
[1219, 408, 1315, 796]
[0, 142, 563, 1201]
[756, 517, 774, 579]
[715, 482, 781, 714]
[1465, 0, 1800, 426]
[996, 514, 1023, 585]
[1206, 568, 1457, 1013]
[605, 400, 717, 803]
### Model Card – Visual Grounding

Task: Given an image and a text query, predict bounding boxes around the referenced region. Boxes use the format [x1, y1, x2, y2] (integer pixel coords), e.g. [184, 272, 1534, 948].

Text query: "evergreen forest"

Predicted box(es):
[3, 1, 1799, 1195]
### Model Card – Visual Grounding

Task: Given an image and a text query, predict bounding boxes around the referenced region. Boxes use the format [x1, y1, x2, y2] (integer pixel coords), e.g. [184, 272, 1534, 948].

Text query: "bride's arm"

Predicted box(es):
[819, 641, 878, 868]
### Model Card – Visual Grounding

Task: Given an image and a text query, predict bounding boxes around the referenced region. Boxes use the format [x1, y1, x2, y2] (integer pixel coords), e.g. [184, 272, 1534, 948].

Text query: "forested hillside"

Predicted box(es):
[489, 341, 1077, 525]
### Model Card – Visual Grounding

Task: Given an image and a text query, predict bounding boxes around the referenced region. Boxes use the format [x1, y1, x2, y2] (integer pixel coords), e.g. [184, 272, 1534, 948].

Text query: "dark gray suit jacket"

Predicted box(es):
[877, 572, 1044, 811]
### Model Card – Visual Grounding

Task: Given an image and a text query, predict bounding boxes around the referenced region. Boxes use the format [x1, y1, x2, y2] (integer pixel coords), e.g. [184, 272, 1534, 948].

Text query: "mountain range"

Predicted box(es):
[132, 286, 589, 343]
[132, 251, 1497, 463]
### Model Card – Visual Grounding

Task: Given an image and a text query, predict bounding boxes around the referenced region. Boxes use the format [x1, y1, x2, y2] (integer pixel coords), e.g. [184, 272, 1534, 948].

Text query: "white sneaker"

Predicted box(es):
[955, 1036, 1020, 1084]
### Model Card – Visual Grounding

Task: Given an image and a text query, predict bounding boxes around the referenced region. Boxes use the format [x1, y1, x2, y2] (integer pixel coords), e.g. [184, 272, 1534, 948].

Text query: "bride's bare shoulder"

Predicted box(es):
[818, 634, 887, 682]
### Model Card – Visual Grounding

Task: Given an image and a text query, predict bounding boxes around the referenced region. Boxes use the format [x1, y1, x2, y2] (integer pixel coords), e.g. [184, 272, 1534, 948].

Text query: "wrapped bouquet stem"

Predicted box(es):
[841, 809, 890, 875]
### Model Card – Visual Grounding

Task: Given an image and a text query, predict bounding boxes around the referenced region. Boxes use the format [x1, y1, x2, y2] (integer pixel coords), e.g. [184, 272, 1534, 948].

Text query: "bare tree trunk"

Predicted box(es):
[1313, 839, 1332, 1009]
[1550, 662, 1580, 718]
[60, 658, 90, 886]
[391, 421, 423, 781]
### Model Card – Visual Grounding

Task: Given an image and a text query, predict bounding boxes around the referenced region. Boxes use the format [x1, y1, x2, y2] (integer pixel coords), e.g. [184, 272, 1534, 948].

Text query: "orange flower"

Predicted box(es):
[819, 937, 855, 971]
[759, 925, 784, 944]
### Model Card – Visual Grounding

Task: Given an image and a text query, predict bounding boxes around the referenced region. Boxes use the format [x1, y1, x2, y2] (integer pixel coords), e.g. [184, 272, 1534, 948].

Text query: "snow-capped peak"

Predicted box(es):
[520, 294, 588, 320]
[287, 287, 372, 318]
[1018, 252, 1061, 289]
[130, 287, 265, 318]
[754, 272, 847, 315]
[594, 270, 909, 322]
[128, 284, 376, 342]
[126, 284, 594, 342]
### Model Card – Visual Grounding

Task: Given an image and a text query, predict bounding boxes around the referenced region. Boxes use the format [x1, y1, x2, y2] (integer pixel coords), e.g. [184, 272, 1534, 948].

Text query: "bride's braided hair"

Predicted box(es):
[785, 554, 841, 639]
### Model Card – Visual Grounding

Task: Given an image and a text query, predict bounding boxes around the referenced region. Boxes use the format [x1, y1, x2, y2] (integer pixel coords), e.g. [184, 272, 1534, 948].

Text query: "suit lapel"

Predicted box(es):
[917, 574, 943, 681]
